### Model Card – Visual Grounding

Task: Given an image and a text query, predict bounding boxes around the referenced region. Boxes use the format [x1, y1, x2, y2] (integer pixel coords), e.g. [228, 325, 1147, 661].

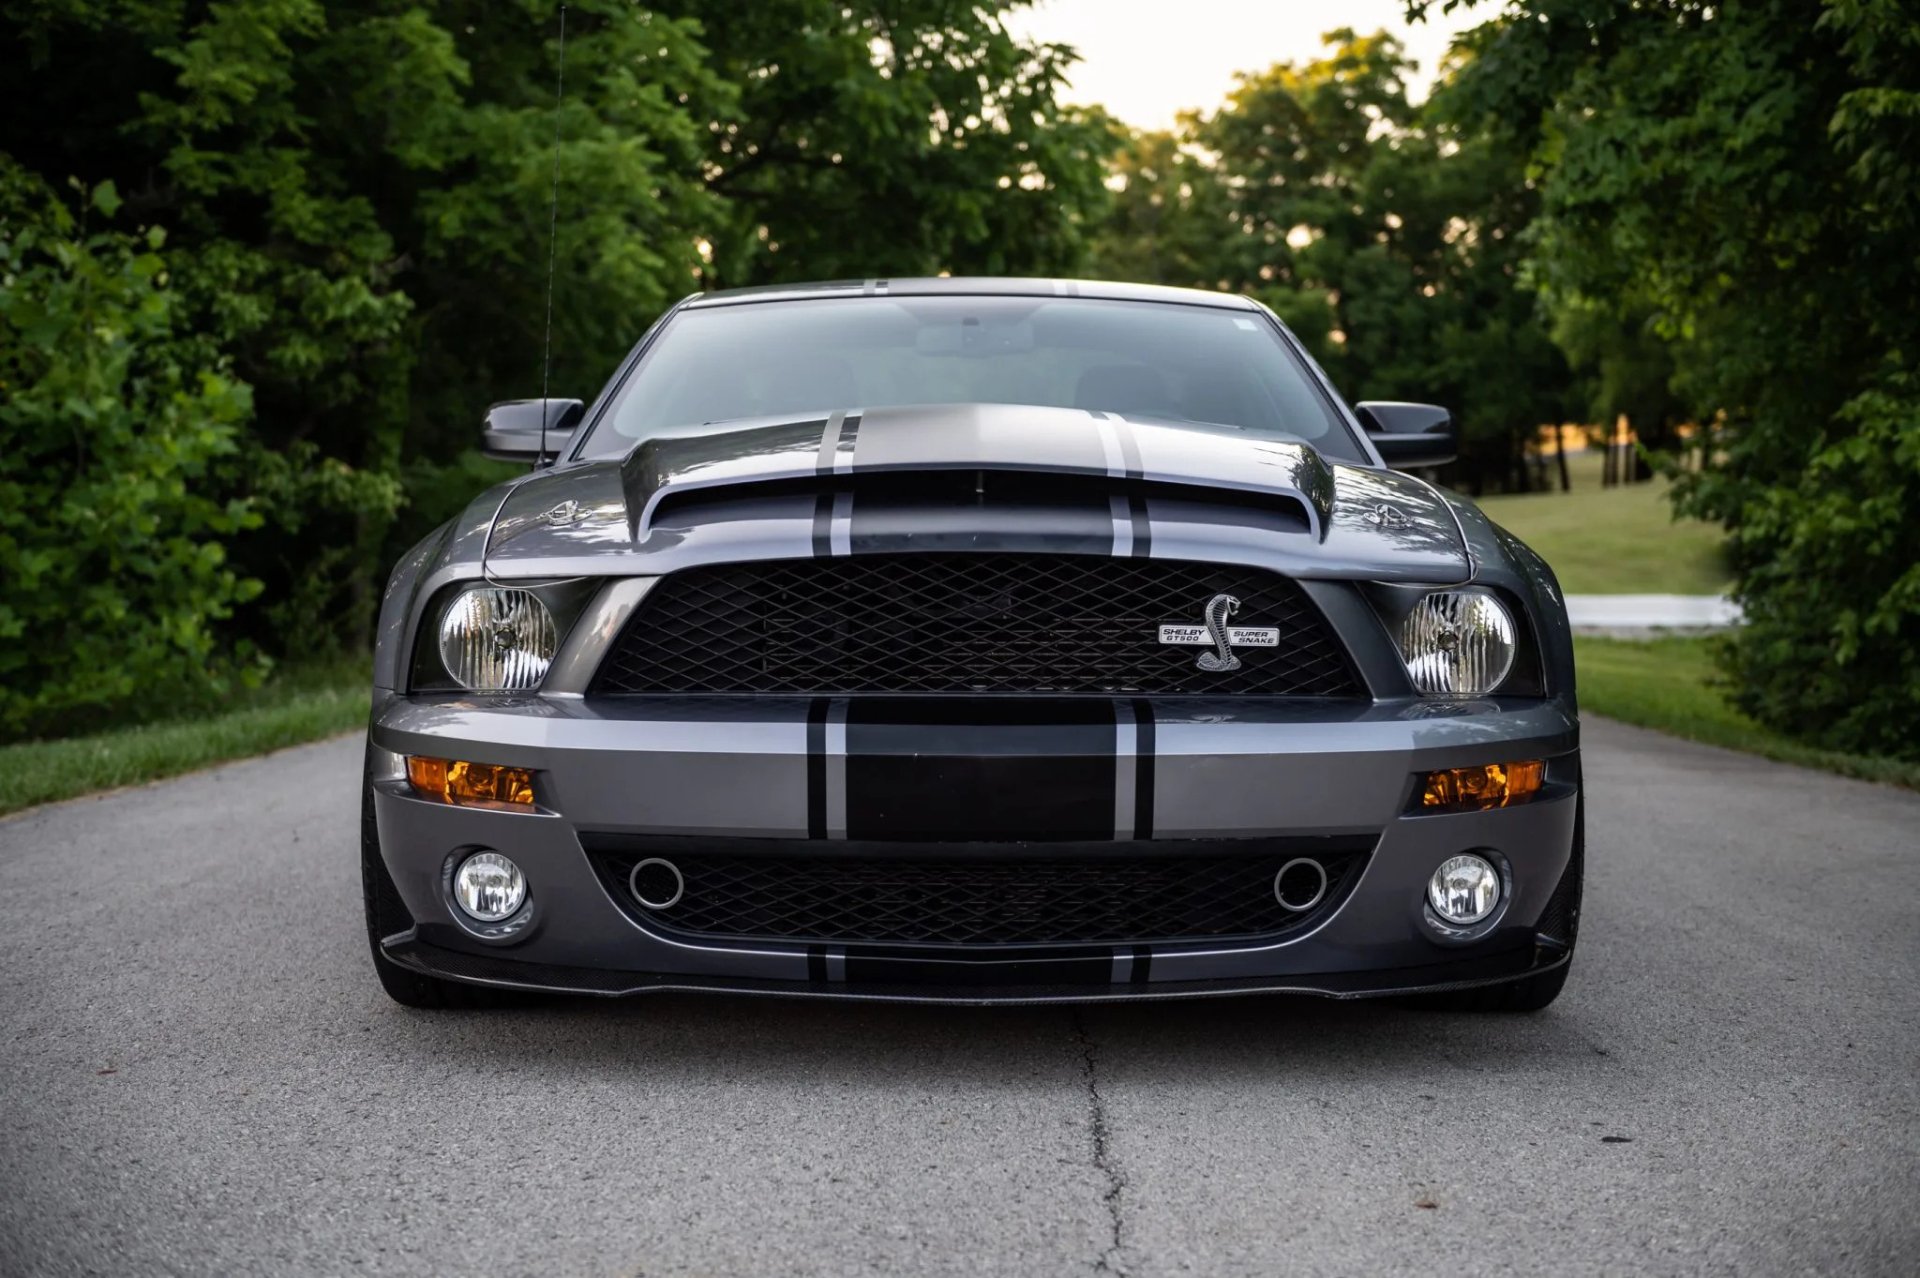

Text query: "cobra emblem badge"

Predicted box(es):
[1156, 593, 1281, 671]
[1364, 502, 1410, 530]
[1195, 593, 1243, 672]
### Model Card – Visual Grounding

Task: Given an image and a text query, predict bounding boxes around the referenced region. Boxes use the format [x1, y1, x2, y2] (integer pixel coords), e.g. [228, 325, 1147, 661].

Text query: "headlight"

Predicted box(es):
[1396, 588, 1517, 696]
[437, 586, 557, 691]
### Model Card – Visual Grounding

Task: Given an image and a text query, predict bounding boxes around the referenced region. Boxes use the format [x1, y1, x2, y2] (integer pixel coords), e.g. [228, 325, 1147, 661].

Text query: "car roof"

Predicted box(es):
[680, 277, 1261, 311]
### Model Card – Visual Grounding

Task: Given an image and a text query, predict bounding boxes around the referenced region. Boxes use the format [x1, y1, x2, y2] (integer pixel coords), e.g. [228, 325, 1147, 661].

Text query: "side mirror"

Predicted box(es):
[1356, 401, 1457, 470]
[482, 398, 585, 463]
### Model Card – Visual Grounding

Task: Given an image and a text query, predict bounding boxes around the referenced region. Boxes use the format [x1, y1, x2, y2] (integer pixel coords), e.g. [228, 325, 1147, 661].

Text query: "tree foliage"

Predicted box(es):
[1088, 30, 1575, 492]
[0, 165, 263, 736]
[0, 0, 1110, 738]
[1421, 0, 1920, 758]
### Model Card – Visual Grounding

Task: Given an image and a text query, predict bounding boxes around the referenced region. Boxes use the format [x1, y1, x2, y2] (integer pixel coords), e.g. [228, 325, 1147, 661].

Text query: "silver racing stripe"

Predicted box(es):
[1112, 412, 1145, 479]
[824, 698, 849, 838]
[1108, 493, 1135, 558]
[1112, 699, 1138, 839]
[830, 491, 853, 555]
[816, 409, 848, 472]
[1090, 409, 1127, 478]
[1097, 413, 1152, 556]
[816, 408, 864, 476]
[1131, 698, 1155, 839]
[1109, 945, 1154, 985]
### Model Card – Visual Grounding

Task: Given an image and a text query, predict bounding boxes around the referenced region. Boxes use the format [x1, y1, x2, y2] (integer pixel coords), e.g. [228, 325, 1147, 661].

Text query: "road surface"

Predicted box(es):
[2, 718, 1915, 1275]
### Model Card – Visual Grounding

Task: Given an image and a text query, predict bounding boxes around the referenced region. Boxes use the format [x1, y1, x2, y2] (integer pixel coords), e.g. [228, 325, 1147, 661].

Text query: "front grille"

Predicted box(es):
[586, 842, 1370, 947]
[590, 553, 1362, 697]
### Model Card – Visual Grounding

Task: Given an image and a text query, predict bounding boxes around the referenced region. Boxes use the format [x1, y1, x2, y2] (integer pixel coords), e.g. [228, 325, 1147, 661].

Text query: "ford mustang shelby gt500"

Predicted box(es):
[363, 278, 1582, 1010]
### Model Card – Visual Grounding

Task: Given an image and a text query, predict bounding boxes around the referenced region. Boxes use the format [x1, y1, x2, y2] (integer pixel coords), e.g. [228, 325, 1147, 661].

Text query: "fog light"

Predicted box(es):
[453, 851, 526, 922]
[407, 756, 535, 808]
[1427, 854, 1501, 925]
[1418, 760, 1543, 812]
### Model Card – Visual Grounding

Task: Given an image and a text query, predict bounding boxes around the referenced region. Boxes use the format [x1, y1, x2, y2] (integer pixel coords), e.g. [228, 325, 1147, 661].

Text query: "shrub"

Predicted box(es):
[1716, 368, 1920, 760]
[0, 166, 264, 739]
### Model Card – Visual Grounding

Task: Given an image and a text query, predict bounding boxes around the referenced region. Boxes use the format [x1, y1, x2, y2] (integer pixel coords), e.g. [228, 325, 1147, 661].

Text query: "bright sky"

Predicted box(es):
[1003, 0, 1485, 130]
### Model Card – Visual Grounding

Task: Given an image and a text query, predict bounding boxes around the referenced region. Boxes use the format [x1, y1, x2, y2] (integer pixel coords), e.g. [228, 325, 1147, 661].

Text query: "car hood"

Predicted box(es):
[469, 403, 1470, 583]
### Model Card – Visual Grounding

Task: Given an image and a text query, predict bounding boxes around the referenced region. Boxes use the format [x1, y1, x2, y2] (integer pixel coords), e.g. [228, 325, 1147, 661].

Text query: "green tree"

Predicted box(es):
[672, 0, 1116, 287]
[1422, 0, 1920, 758]
[1, 1, 1112, 713]
[1089, 29, 1573, 492]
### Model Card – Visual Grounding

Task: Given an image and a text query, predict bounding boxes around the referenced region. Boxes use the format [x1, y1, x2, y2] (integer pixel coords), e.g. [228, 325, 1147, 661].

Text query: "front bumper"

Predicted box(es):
[367, 693, 1579, 1002]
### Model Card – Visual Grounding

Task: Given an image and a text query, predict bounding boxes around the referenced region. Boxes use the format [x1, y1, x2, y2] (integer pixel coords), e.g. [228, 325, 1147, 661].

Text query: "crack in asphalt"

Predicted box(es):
[1072, 1010, 1128, 1275]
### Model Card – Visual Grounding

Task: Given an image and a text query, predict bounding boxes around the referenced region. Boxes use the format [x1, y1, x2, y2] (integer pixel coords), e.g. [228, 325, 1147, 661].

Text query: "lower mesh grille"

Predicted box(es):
[585, 841, 1370, 947]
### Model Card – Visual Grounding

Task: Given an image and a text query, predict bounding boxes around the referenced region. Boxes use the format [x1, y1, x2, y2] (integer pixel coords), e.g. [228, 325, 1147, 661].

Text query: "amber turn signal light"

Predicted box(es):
[406, 756, 535, 808]
[1418, 760, 1544, 812]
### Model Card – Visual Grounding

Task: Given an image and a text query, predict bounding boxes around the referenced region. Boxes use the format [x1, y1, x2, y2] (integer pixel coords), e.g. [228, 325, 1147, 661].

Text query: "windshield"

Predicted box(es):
[578, 295, 1362, 461]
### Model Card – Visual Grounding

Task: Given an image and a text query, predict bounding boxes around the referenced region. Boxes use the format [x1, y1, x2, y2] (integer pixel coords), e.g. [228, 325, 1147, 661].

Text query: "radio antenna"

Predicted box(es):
[538, 4, 568, 470]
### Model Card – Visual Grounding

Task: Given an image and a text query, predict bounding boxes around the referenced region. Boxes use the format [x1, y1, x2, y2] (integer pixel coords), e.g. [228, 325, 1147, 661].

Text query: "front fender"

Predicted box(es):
[371, 520, 456, 695]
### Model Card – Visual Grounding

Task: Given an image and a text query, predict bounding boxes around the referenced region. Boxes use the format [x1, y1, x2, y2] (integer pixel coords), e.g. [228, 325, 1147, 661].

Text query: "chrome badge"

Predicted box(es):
[1157, 593, 1280, 672]
[542, 499, 588, 527]
[1363, 502, 1410, 530]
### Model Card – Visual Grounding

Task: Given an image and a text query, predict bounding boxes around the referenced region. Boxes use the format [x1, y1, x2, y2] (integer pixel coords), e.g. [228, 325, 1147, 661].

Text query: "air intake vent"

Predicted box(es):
[584, 837, 1373, 947]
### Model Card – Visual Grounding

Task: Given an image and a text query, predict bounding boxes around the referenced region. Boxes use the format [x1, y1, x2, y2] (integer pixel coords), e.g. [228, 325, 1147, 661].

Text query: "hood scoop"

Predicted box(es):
[643, 466, 1317, 535]
[621, 403, 1336, 541]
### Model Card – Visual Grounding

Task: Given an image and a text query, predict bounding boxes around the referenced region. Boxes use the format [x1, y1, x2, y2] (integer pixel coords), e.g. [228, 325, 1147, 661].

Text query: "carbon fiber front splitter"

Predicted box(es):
[380, 932, 1566, 1006]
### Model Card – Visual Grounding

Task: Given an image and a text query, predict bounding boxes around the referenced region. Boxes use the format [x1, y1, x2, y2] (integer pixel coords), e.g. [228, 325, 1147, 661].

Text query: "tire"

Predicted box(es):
[1402, 795, 1584, 1014]
[361, 769, 513, 1010]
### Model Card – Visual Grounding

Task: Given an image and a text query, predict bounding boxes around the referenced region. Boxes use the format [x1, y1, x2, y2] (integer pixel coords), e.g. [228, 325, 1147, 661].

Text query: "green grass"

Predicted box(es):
[0, 658, 370, 818]
[1577, 635, 1920, 789]
[1476, 452, 1731, 595]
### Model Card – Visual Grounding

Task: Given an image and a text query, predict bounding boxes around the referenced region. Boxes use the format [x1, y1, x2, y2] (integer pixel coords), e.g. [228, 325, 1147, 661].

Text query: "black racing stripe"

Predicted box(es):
[807, 947, 829, 982]
[1132, 697, 1155, 839]
[810, 493, 833, 557]
[1127, 493, 1152, 558]
[806, 698, 830, 838]
[844, 700, 1118, 841]
[848, 493, 1114, 555]
[1131, 944, 1152, 985]
[839, 411, 862, 463]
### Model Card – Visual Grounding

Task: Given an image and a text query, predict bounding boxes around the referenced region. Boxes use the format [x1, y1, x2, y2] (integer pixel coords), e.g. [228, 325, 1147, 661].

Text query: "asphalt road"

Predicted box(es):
[2, 717, 1915, 1276]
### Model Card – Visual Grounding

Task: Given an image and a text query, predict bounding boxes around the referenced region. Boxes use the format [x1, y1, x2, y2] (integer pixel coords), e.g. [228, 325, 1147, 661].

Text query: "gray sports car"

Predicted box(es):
[363, 278, 1581, 1011]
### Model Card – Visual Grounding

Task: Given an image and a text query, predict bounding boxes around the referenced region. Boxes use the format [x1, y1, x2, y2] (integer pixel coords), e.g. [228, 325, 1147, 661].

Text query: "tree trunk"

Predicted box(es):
[1554, 422, 1572, 491]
